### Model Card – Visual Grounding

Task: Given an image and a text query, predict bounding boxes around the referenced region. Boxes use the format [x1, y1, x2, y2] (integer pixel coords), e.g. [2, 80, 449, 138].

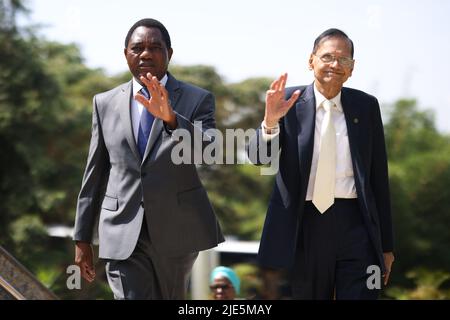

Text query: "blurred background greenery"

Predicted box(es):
[1, 0, 449, 299]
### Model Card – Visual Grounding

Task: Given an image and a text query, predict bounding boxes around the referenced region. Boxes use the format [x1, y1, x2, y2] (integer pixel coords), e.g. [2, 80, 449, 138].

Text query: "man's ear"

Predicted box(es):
[124, 47, 127, 58]
[349, 60, 355, 77]
[308, 53, 314, 70]
[168, 48, 174, 61]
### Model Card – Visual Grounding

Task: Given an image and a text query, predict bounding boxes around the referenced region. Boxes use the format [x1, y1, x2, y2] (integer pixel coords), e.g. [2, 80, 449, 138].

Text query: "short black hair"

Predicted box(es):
[124, 18, 171, 49]
[313, 28, 354, 58]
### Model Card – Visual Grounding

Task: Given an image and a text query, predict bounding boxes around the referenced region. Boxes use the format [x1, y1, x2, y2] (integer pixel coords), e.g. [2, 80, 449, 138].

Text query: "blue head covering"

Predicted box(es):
[210, 266, 240, 295]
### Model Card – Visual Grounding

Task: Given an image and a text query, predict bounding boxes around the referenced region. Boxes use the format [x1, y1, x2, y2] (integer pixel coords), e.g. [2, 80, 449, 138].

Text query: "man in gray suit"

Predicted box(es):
[73, 18, 224, 299]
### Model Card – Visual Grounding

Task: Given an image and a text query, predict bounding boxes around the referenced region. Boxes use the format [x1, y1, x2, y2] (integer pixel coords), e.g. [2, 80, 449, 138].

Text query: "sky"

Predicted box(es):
[23, 0, 450, 132]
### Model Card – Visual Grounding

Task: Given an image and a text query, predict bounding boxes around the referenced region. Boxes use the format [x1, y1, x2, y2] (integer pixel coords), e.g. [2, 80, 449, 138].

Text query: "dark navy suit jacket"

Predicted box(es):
[248, 83, 394, 271]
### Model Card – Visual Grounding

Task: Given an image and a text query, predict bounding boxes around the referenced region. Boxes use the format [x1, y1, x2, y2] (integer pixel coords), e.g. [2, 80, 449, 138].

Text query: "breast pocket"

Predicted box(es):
[101, 195, 119, 211]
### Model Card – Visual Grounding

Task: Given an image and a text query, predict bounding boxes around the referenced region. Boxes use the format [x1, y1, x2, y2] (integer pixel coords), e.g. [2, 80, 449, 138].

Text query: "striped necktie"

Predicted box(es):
[137, 87, 154, 158]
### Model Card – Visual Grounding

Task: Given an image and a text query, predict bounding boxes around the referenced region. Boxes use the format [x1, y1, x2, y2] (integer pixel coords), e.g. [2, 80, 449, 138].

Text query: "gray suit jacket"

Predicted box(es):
[74, 73, 224, 260]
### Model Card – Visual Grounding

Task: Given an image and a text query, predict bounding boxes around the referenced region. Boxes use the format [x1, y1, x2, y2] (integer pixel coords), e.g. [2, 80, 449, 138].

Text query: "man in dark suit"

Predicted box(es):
[73, 18, 224, 299]
[248, 28, 394, 299]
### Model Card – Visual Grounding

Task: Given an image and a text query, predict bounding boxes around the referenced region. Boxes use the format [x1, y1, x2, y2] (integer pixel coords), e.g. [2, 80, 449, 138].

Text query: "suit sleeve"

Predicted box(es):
[170, 92, 218, 162]
[247, 92, 294, 166]
[175, 91, 215, 133]
[73, 96, 110, 243]
[370, 98, 394, 252]
[247, 125, 282, 166]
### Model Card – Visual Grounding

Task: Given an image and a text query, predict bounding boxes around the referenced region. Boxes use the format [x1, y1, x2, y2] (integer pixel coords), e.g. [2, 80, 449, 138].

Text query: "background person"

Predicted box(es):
[210, 266, 240, 300]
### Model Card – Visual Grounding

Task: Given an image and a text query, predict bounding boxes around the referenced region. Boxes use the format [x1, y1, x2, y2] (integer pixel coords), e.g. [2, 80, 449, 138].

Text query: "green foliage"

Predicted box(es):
[386, 268, 450, 300]
[226, 77, 273, 128]
[384, 99, 448, 160]
[383, 99, 450, 292]
[1, 2, 62, 246]
[170, 64, 228, 98]
[0, 0, 28, 30]
[9, 215, 49, 262]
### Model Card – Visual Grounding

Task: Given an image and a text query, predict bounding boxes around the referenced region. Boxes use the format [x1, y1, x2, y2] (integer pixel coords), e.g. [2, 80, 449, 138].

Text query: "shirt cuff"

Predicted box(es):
[163, 122, 175, 135]
[261, 120, 280, 141]
[163, 111, 178, 135]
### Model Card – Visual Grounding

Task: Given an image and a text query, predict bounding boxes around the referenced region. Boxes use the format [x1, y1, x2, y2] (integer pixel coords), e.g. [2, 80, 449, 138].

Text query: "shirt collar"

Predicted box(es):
[313, 82, 343, 113]
[132, 73, 168, 96]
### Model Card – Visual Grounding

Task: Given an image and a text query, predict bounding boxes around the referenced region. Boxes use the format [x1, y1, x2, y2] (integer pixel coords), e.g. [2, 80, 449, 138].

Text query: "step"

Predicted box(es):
[0, 245, 58, 300]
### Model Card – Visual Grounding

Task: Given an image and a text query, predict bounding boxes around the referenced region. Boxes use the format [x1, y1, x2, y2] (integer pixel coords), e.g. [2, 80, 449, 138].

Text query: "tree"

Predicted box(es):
[384, 99, 450, 289]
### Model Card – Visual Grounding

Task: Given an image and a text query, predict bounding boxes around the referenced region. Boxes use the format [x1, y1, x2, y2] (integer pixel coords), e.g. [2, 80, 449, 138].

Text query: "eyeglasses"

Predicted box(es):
[209, 284, 232, 291]
[315, 53, 354, 67]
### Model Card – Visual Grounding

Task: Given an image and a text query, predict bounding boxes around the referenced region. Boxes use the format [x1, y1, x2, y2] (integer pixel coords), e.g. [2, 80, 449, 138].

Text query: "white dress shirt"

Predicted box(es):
[262, 82, 357, 199]
[131, 74, 168, 142]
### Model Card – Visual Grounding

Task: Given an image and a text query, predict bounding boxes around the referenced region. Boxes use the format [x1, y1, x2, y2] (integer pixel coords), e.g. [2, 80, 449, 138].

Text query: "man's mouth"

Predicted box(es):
[325, 71, 342, 76]
[139, 64, 155, 69]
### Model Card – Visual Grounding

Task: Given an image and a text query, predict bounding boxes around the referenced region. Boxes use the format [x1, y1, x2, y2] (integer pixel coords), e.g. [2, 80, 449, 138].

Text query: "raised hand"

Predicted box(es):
[135, 73, 177, 129]
[264, 73, 300, 128]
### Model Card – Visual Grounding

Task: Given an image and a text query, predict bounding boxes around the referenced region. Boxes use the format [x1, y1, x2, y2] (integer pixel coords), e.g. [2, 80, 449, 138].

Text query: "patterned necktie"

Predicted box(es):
[312, 99, 336, 213]
[137, 87, 154, 159]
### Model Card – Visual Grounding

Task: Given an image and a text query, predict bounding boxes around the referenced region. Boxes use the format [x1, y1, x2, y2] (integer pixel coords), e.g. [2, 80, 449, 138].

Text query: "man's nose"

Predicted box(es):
[330, 59, 340, 67]
[140, 48, 153, 59]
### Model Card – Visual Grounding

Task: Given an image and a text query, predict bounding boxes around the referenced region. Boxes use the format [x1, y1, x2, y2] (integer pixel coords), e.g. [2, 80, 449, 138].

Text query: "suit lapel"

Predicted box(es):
[341, 89, 361, 169]
[296, 83, 316, 178]
[142, 73, 181, 162]
[341, 88, 367, 196]
[118, 81, 141, 161]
